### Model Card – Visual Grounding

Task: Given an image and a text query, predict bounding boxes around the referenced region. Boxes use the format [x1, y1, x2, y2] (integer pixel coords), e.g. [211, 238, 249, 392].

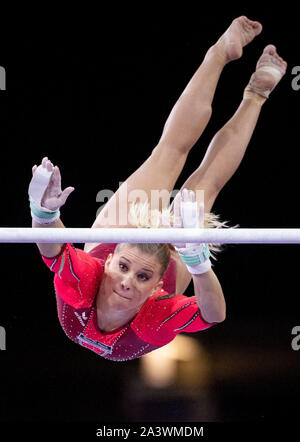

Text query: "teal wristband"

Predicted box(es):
[29, 196, 60, 224]
[178, 244, 210, 265]
[29, 196, 58, 219]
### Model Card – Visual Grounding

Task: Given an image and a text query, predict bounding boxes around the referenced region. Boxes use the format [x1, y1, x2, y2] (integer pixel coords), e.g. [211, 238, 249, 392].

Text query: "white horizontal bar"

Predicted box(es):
[0, 228, 300, 244]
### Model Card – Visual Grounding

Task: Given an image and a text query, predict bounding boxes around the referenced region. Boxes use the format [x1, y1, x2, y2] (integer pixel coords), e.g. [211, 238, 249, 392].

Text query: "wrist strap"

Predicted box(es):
[176, 243, 211, 274]
[186, 259, 212, 275]
[29, 197, 60, 224]
[177, 243, 210, 265]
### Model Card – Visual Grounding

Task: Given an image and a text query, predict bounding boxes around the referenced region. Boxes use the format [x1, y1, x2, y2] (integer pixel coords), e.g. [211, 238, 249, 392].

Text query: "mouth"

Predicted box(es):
[113, 290, 130, 300]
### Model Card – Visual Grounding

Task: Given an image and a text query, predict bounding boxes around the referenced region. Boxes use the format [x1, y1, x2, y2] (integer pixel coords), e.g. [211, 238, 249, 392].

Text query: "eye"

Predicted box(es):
[119, 262, 150, 282]
[138, 274, 150, 281]
[119, 263, 127, 271]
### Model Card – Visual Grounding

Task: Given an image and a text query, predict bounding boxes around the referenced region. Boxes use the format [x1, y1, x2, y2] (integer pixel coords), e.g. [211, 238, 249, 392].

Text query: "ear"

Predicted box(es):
[104, 253, 113, 270]
[153, 279, 164, 294]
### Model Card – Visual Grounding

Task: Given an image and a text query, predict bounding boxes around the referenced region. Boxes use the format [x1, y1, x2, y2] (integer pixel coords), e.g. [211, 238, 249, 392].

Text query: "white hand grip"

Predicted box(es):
[28, 165, 53, 212]
[180, 200, 199, 228]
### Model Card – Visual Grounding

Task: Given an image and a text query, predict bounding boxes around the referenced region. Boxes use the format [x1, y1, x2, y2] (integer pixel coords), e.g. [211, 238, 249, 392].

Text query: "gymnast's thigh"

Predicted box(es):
[84, 143, 188, 252]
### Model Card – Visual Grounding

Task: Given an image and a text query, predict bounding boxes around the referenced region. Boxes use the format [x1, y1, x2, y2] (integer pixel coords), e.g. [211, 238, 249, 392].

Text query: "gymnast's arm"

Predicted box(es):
[171, 189, 225, 323]
[30, 157, 74, 258]
[192, 269, 226, 323]
[32, 217, 65, 259]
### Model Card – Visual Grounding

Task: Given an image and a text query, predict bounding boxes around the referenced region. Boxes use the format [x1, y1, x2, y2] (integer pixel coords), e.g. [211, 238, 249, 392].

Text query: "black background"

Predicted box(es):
[0, 4, 300, 433]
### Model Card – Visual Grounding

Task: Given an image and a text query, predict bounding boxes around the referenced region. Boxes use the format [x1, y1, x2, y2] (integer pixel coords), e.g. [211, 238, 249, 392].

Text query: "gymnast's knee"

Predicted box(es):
[151, 140, 192, 159]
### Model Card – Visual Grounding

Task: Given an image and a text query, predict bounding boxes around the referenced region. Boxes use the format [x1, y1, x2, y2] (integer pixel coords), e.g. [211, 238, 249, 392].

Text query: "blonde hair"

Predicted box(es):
[127, 200, 237, 261]
[114, 201, 236, 281]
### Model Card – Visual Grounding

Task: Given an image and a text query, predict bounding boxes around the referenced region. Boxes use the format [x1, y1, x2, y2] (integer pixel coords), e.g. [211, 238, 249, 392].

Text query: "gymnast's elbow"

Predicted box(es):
[214, 311, 226, 324]
[203, 307, 226, 324]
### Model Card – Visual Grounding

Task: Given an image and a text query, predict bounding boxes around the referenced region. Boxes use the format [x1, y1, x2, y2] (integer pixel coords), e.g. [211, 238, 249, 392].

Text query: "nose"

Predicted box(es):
[121, 274, 133, 291]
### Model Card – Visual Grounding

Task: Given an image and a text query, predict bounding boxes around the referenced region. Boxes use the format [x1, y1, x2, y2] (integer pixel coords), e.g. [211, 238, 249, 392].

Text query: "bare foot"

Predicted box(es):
[216, 16, 263, 63]
[245, 45, 287, 99]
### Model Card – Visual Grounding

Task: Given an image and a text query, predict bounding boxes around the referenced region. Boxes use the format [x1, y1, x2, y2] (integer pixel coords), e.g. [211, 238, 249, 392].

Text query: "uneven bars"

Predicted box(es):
[0, 228, 300, 244]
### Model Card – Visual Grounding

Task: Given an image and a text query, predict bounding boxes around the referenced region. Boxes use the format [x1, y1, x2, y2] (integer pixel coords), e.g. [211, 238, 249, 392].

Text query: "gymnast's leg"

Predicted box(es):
[158, 16, 262, 151]
[85, 16, 262, 253]
[174, 44, 287, 210]
[171, 45, 287, 293]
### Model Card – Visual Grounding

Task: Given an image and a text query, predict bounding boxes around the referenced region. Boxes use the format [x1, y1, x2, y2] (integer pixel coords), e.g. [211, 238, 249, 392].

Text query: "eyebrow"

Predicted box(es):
[120, 256, 154, 274]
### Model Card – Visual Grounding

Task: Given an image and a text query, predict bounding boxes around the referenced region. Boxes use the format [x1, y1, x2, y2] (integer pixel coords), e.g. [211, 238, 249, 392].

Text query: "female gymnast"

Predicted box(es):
[29, 16, 287, 361]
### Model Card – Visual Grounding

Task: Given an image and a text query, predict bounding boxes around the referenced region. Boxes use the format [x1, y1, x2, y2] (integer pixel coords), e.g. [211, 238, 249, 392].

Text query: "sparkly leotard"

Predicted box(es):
[41, 243, 215, 361]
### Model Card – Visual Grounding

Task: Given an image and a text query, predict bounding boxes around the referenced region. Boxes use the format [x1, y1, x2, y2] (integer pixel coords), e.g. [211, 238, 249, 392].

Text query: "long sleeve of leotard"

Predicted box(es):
[40, 243, 104, 309]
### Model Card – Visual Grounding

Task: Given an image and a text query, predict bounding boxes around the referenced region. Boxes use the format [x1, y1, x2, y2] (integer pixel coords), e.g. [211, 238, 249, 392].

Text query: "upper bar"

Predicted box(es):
[0, 228, 300, 243]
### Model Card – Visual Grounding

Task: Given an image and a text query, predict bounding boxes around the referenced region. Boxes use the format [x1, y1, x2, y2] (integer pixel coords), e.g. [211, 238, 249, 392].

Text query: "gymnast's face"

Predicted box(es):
[104, 245, 164, 310]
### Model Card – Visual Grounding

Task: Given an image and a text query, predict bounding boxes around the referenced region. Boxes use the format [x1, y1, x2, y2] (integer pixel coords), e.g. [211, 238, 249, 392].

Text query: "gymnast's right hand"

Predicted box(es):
[31, 157, 75, 211]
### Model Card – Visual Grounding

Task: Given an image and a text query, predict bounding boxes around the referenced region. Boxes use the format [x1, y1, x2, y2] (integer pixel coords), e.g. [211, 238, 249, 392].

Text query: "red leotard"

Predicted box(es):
[41, 243, 215, 361]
